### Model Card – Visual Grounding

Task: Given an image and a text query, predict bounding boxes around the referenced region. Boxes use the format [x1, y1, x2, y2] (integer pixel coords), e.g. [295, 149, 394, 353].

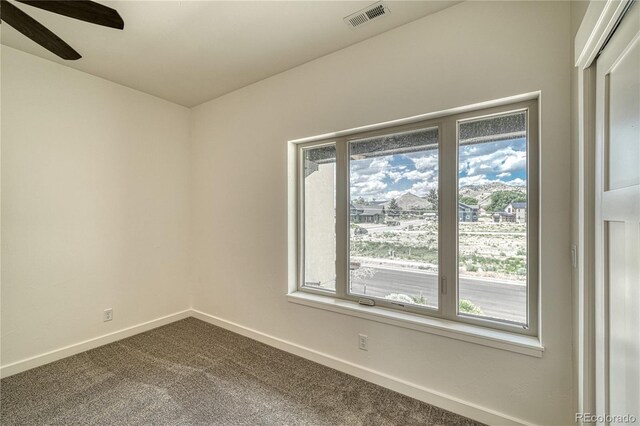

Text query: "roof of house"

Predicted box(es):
[509, 202, 527, 209]
[458, 202, 479, 210]
[351, 204, 385, 216]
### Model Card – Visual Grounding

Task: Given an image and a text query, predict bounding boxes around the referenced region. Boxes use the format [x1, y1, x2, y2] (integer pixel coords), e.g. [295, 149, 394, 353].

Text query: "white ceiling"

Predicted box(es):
[1, 1, 459, 107]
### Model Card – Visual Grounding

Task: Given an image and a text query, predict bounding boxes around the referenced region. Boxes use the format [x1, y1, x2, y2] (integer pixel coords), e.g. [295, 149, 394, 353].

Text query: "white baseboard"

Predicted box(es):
[0, 310, 192, 379]
[191, 309, 532, 426]
[1, 308, 532, 425]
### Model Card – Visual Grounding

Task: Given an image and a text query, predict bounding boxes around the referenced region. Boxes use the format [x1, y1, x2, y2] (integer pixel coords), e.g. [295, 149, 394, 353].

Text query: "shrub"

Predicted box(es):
[411, 293, 427, 305]
[354, 226, 368, 235]
[459, 299, 483, 315]
[459, 196, 478, 205]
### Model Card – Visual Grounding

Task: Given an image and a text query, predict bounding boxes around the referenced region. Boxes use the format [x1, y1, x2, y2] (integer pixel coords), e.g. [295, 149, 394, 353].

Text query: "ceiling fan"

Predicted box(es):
[0, 0, 124, 60]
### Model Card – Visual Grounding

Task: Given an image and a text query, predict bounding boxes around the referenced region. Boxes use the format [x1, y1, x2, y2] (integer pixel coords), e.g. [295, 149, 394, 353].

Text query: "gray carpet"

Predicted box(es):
[1, 317, 484, 425]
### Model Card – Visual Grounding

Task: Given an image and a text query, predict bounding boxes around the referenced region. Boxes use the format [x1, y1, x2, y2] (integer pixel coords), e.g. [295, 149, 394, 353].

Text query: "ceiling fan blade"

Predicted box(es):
[0, 0, 81, 60]
[16, 0, 124, 30]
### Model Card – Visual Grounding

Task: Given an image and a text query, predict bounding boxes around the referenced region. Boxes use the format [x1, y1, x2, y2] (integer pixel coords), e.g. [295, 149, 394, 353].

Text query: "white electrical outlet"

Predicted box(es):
[358, 333, 368, 351]
[103, 308, 113, 322]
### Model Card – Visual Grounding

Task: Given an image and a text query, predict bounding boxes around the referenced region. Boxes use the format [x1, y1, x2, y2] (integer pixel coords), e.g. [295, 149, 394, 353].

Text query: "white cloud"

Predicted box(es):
[351, 179, 387, 198]
[505, 178, 526, 187]
[353, 180, 387, 190]
[458, 174, 494, 187]
[369, 158, 389, 170]
[387, 171, 404, 183]
[347, 142, 527, 200]
[350, 158, 388, 177]
[459, 139, 527, 178]
[460, 148, 526, 177]
[411, 154, 439, 171]
[385, 190, 406, 200]
[498, 151, 526, 174]
[350, 157, 389, 198]
[459, 138, 525, 159]
[458, 174, 527, 188]
[402, 169, 438, 181]
[409, 181, 438, 197]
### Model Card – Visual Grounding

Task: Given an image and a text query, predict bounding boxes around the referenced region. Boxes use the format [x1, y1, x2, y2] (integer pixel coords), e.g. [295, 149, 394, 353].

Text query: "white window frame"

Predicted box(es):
[295, 99, 539, 337]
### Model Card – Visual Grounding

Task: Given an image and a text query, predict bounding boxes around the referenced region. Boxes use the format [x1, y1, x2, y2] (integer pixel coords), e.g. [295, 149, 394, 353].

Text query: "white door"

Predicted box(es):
[595, 2, 640, 423]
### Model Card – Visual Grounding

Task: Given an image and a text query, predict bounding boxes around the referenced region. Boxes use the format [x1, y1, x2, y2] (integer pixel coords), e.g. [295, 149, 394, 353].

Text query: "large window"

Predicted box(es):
[297, 100, 538, 335]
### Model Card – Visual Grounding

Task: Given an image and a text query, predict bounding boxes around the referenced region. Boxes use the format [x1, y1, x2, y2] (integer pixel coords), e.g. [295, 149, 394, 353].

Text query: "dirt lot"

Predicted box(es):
[351, 217, 527, 282]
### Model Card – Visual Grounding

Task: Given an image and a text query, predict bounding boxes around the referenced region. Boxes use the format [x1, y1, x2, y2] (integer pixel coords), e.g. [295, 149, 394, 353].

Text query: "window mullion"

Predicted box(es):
[335, 138, 349, 299]
[440, 118, 458, 319]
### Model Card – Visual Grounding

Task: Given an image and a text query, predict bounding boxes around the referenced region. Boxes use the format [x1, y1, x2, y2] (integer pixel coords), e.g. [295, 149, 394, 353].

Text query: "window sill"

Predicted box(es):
[287, 291, 544, 357]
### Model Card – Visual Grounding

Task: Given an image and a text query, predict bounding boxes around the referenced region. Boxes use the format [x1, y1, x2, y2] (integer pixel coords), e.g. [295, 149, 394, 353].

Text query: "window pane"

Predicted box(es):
[457, 111, 527, 324]
[303, 144, 336, 291]
[348, 127, 439, 309]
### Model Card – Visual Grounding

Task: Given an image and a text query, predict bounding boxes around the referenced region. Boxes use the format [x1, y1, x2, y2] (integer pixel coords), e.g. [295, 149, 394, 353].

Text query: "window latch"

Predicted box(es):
[358, 298, 375, 307]
[440, 276, 447, 295]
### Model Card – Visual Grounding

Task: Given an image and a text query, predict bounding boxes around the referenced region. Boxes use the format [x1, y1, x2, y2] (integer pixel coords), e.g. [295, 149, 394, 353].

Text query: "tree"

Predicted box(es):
[387, 198, 401, 217]
[459, 196, 478, 205]
[354, 196, 370, 205]
[426, 188, 438, 209]
[486, 190, 526, 212]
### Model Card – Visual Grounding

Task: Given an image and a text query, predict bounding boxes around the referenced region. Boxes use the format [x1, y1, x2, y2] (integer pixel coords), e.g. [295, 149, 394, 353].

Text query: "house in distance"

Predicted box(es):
[493, 201, 527, 223]
[351, 203, 386, 224]
[458, 202, 479, 222]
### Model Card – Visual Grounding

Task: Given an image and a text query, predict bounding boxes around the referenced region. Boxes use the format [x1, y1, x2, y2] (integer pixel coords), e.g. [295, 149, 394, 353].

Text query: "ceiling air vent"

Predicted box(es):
[344, 1, 390, 29]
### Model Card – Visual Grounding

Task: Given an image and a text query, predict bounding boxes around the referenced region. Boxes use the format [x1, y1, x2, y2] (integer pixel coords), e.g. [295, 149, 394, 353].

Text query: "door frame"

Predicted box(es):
[574, 0, 633, 422]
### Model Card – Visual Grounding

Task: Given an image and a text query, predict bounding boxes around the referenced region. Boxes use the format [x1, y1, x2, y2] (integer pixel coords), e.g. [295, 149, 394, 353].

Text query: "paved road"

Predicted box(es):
[350, 267, 526, 324]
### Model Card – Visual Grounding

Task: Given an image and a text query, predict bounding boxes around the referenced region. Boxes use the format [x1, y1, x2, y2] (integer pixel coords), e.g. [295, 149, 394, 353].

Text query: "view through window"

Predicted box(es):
[298, 100, 537, 333]
[458, 112, 528, 325]
[348, 128, 439, 309]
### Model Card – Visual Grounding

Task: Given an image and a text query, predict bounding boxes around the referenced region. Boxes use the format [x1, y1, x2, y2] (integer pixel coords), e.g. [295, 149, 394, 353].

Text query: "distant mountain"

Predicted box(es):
[384, 192, 433, 211]
[459, 182, 526, 207]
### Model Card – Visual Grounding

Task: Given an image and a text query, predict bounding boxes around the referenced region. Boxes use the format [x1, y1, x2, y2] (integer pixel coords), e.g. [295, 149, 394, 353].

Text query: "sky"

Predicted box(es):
[349, 138, 527, 201]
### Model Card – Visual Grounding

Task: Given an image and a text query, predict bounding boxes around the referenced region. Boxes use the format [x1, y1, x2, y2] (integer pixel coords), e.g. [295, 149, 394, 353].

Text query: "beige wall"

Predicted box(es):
[1, 1, 578, 423]
[1, 46, 191, 365]
[190, 1, 573, 424]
